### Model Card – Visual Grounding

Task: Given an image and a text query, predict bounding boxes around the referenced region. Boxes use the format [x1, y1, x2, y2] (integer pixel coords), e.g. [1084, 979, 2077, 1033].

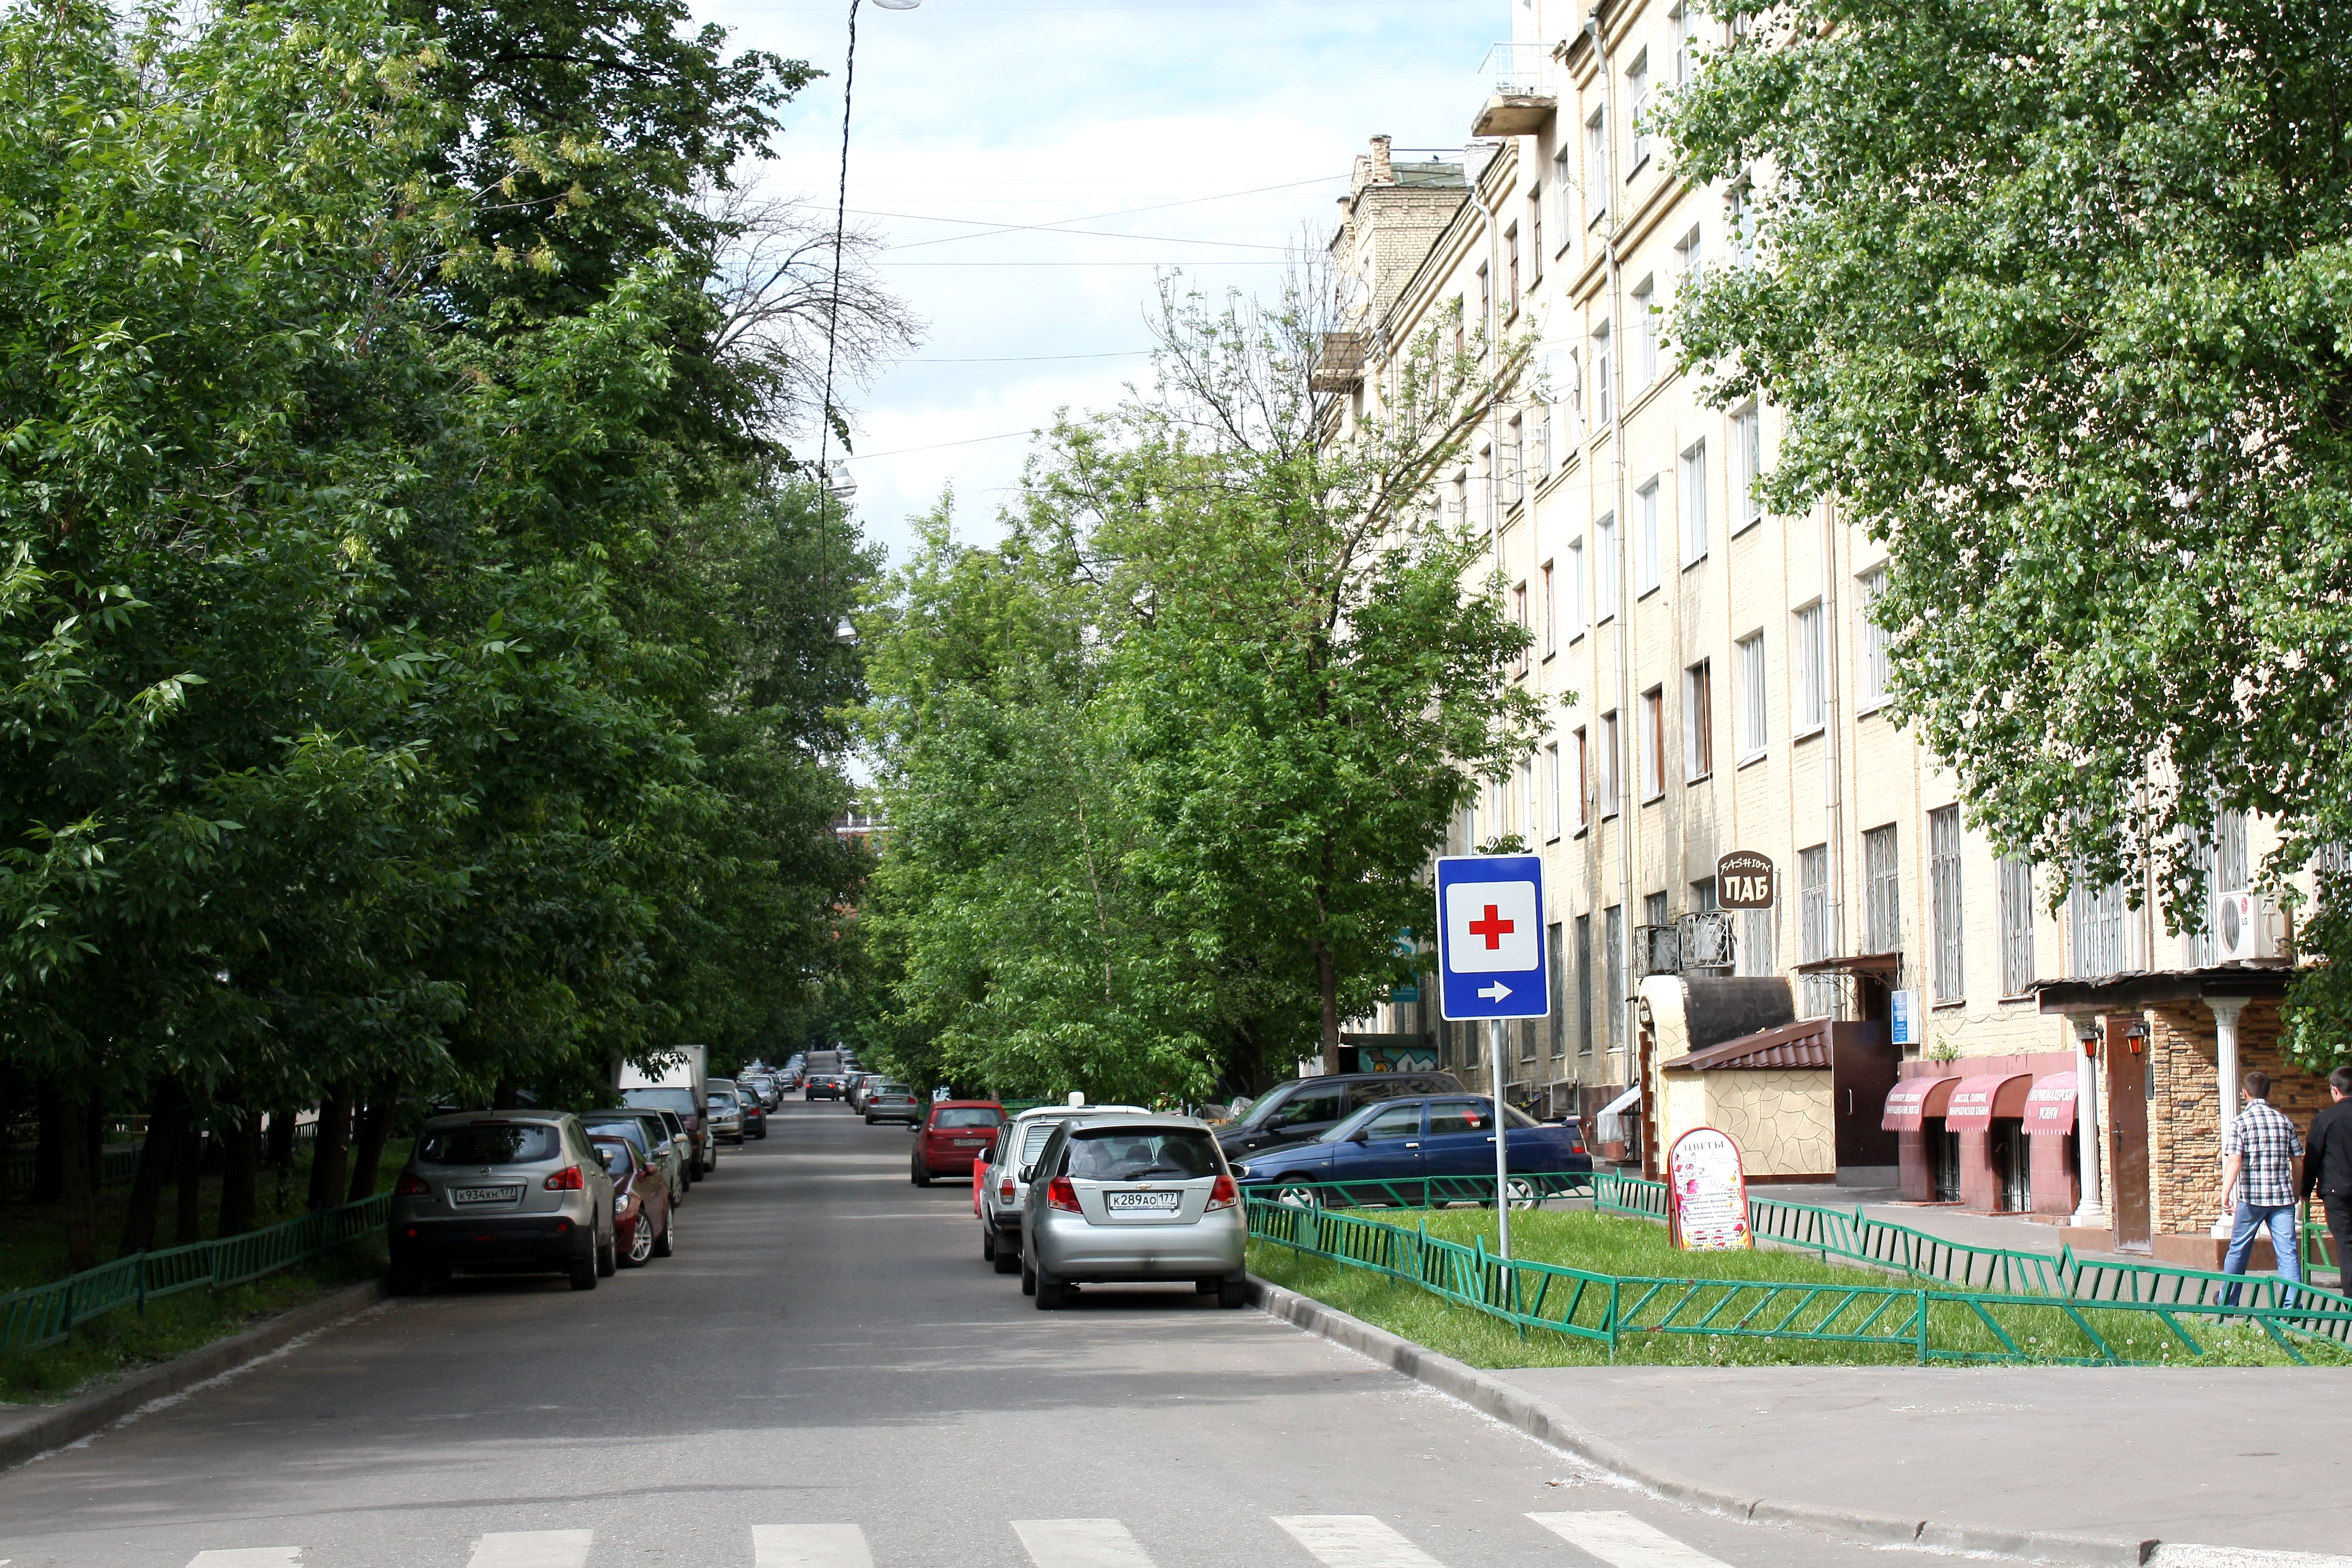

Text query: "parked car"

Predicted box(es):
[737, 1092, 767, 1141]
[805, 1072, 846, 1101]
[388, 1112, 617, 1292]
[1020, 1115, 1247, 1309]
[646, 1107, 694, 1190]
[590, 1133, 675, 1266]
[1214, 1071, 1465, 1160]
[912, 1100, 1006, 1186]
[578, 1109, 686, 1207]
[846, 1072, 883, 1113]
[743, 1074, 780, 1109]
[864, 1083, 922, 1125]
[621, 1084, 714, 1178]
[706, 1084, 747, 1144]
[979, 1103, 1148, 1272]
[1234, 1095, 1589, 1207]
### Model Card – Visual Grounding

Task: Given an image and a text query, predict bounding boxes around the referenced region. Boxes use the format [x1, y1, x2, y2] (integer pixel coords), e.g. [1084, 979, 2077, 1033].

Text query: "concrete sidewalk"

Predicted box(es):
[1501, 1363, 2352, 1558]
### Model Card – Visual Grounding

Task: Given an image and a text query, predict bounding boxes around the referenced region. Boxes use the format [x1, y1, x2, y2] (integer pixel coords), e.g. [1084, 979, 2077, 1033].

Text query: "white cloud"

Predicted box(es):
[695, 0, 1502, 562]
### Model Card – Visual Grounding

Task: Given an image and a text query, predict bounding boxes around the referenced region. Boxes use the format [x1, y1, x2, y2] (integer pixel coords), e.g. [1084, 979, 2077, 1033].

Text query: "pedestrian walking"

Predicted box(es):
[2301, 1065, 2352, 1293]
[2220, 1069, 2305, 1307]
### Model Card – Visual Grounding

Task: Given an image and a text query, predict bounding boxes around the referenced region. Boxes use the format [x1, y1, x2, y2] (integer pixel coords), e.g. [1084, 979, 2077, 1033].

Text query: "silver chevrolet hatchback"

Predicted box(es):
[1019, 1115, 1248, 1310]
[388, 1112, 617, 1293]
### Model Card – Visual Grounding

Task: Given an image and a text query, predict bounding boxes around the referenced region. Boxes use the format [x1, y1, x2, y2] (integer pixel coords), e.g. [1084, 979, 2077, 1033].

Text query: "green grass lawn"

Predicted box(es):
[1249, 1204, 2347, 1369]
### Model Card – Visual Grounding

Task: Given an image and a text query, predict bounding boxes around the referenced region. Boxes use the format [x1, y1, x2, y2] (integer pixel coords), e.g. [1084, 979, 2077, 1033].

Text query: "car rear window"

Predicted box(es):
[709, 1092, 739, 1109]
[1066, 1128, 1221, 1181]
[623, 1088, 695, 1117]
[581, 1120, 650, 1155]
[934, 1108, 1002, 1129]
[418, 1124, 559, 1166]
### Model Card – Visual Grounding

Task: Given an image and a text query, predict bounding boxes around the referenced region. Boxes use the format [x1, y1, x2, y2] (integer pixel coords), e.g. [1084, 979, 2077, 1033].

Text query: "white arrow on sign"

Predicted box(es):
[1478, 981, 1513, 1002]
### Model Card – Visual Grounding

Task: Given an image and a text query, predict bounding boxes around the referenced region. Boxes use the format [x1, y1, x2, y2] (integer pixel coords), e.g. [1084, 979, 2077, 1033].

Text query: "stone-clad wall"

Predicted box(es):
[1702, 1070, 1834, 1178]
[2147, 1001, 2326, 1235]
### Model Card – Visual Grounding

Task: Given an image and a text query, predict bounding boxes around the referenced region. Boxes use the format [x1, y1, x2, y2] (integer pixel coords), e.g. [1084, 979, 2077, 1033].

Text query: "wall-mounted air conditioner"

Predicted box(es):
[2215, 891, 2282, 962]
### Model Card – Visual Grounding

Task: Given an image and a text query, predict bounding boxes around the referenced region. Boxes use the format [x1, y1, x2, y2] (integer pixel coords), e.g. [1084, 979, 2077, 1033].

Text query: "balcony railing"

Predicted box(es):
[1479, 43, 1556, 99]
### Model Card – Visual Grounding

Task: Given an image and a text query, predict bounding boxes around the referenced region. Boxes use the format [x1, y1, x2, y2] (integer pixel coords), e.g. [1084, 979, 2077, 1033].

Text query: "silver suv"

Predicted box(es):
[978, 1103, 1145, 1273]
[389, 1112, 617, 1292]
[1019, 1115, 1247, 1309]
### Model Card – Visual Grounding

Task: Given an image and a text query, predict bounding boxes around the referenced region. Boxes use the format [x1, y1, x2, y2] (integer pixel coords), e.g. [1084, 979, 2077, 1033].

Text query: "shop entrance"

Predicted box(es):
[1990, 1118, 2029, 1212]
[2105, 1017, 2151, 1249]
[1928, 1119, 1961, 1202]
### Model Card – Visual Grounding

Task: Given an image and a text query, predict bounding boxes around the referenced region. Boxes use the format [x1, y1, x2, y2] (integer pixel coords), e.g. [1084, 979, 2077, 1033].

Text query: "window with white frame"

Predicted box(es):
[1675, 224, 1702, 291]
[1501, 418, 1525, 508]
[1553, 147, 1574, 242]
[1730, 405, 1762, 529]
[1598, 710, 1620, 816]
[1566, 538, 1587, 636]
[1527, 188, 1543, 284]
[1999, 857, 2035, 993]
[1636, 481, 1660, 592]
[1540, 560, 1556, 655]
[1594, 320, 1614, 425]
[1863, 824, 1901, 954]
[1533, 413, 1551, 482]
[1735, 630, 1766, 757]
[1544, 743, 1561, 839]
[1683, 660, 1712, 781]
[1680, 439, 1708, 565]
[1519, 755, 1538, 840]
[1672, 2, 1697, 86]
[1572, 725, 1590, 829]
[1627, 51, 1651, 168]
[1728, 181, 1754, 264]
[1640, 686, 1664, 800]
[1857, 565, 1890, 710]
[1585, 108, 1609, 222]
[1792, 600, 1826, 733]
[1477, 264, 1491, 336]
[1594, 514, 1618, 618]
[1798, 843, 1834, 1016]
[1930, 806, 1963, 1001]
[1632, 277, 1659, 390]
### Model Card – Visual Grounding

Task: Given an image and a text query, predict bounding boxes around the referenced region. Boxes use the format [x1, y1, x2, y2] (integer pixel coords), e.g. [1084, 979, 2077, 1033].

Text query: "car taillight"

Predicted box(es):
[1572, 1140, 1587, 1155]
[1206, 1174, 1239, 1212]
[395, 1173, 430, 1197]
[543, 1164, 586, 1191]
[1047, 1176, 1081, 1213]
[999, 1180, 1016, 1202]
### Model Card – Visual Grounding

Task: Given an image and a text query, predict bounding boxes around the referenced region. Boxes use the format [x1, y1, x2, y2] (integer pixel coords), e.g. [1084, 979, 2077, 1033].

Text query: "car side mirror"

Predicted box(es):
[1019, 1164, 1035, 1183]
[1347, 1129, 1371, 1143]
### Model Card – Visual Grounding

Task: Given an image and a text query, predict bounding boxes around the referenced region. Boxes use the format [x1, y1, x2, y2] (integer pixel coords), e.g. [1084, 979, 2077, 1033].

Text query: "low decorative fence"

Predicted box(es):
[0, 1193, 389, 1354]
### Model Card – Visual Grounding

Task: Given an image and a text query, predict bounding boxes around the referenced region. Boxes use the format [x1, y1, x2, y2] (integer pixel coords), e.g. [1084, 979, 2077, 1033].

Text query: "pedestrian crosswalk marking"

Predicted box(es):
[1273, 1515, 1446, 1568]
[1528, 1512, 1734, 1568]
[187, 1554, 301, 1567]
[464, 1531, 593, 1568]
[1012, 1518, 1158, 1568]
[753, 1523, 875, 1568]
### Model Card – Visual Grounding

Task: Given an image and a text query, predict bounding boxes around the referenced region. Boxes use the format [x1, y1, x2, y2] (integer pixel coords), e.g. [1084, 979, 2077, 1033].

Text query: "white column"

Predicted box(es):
[2208, 997, 2246, 1239]
[2072, 1016, 2106, 1227]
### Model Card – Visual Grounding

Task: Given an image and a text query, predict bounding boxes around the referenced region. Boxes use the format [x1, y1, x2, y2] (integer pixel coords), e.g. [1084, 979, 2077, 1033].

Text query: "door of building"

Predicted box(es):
[1928, 1120, 1961, 1202]
[2105, 1017, 2152, 1249]
[1990, 1118, 2029, 1212]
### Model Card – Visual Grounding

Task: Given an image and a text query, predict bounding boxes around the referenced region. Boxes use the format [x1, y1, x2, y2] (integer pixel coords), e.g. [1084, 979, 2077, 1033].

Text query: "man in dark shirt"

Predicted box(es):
[2305, 1066, 2352, 1293]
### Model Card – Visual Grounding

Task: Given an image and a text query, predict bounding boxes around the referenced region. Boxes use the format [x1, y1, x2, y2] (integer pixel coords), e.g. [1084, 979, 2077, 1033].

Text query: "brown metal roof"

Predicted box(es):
[1661, 1016, 1834, 1073]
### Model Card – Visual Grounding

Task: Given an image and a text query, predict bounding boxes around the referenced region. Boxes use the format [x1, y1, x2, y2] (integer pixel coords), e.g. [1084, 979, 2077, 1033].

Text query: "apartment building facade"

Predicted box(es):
[1328, 0, 2331, 1262]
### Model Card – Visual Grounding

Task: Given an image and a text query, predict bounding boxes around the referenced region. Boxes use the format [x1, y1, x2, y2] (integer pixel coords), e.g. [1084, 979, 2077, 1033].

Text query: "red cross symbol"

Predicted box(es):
[1467, 905, 1515, 950]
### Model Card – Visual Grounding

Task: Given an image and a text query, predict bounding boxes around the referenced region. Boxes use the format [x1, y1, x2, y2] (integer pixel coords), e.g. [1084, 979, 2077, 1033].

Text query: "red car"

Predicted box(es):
[911, 1101, 1005, 1186]
[591, 1134, 674, 1266]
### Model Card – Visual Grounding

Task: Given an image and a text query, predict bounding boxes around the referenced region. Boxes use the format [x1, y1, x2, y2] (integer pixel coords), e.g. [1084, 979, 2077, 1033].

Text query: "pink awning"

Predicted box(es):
[1945, 1072, 2032, 1131]
[1881, 1074, 1957, 1132]
[2023, 1072, 2078, 1135]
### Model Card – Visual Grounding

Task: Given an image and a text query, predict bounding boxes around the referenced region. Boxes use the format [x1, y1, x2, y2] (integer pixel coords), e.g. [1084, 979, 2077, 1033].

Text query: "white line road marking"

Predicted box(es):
[753, 1523, 875, 1568]
[1012, 1518, 1158, 1568]
[1527, 1512, 1732, 1567]
[464, 1532, 593, 1568]
[186, 1554, 301, 1567]
[1273, 1516, 1446, 1568]
[2150, 1549, 2352, 1568]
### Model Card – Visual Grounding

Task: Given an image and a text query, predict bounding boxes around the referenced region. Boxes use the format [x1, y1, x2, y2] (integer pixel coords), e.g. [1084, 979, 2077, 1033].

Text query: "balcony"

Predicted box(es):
[1311, 331, 1366, 394]
[1472, 43, 1558, 137]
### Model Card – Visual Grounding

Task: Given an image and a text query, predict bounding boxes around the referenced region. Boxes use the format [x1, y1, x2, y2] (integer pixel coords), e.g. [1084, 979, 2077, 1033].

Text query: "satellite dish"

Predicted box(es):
[872, 0, 922, 8]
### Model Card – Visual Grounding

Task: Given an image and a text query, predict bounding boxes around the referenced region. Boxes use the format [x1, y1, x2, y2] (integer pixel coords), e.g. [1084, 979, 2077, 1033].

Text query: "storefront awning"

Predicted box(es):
[1598, 1084, 1642, 1118]
[2022, 1072, 2078, 1135]
[1881, 1074, 1958, 1131]
[1945, 1072, 2032, 1131]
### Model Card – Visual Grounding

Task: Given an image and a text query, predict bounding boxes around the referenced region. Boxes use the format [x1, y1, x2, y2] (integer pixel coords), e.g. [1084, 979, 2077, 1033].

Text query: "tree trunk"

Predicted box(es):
[307, 1080, 354, 1211]
[119, 1079, 187, 1256]
[346, 1076, 399, 1202]
[58, 1095, 99, 1272]
[175, 1126, 206, 1244]
[491, 1076, 521, 1111]
[30, 1081, 62, 1205]
[216, 1110, 260, 1238]
[1316, 941, 1342, 1075]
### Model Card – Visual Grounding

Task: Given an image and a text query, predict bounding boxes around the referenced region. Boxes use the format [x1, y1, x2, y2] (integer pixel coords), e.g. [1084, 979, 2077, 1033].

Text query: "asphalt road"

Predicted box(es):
[0, 1101, 1956, 1568]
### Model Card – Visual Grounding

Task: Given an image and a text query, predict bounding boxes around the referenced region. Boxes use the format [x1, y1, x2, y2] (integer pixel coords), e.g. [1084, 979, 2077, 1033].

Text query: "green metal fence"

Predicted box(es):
[1247, 1197, 2352, 1365]
[0, 1194, 390, 1354]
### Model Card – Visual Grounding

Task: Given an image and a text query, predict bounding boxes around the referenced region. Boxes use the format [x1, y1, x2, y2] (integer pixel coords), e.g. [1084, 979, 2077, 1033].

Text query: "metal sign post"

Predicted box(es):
[1434, 853, 1550, 1262]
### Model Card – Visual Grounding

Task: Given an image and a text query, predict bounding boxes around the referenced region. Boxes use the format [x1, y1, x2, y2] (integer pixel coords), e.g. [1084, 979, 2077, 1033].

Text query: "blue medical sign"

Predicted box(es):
[1433, 854, 1550, 1022]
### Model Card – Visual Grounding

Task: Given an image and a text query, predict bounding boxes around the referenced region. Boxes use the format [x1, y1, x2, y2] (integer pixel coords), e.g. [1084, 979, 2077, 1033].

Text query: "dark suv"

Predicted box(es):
[1214, 1071, 1464, 1159]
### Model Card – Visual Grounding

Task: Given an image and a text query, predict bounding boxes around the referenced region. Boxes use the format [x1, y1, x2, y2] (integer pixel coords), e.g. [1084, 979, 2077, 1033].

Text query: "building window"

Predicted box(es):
[1671, 2, 1696, 86]
[1547, 922, 1566, 1058]
[1598, 710, 1620, 817]
[1730, 405, 1762, 530]
[1565, 541, 1586, 637]
[1930, 806, 1963, 1001]
[1540, 560, 1556, 654]
[1502, 417, 1524, 508]
[1999, 856, 2035, 994]
[1738, 903, 1777, 977]
[2188, 810, 2252, 965]
[1857, 566, 1890, 711]
[1863, 824, 1901, 954]
[1640, 686, 1665, 801]
[1792, 600, 1826, 734]
[1675, 223, 1702, 291]
[1735, 631, 1767, 758]
[1520, 754, 1538, 841]
[1594, 514, 1617, 618]
[1553, 148, 1574, 244]
[2068, 874, 2133, 977]
[1512, 581, 1529, 676]
[1680, 439, 1708, 565]
[1636, 480, 1660, 592]
[1576, 913, 1594, 1054]
[1604, 904, 1625, 1046]
[1626, 50, 1651, 170]
[1586, 108, 1608, 223]
[1646, 889, 1669, 928]
[1477, 264, 1491, 336]
[1632, 277, 1659, 390]
[1505, 227, 1521, 303]
[1544, 743, 1562, 839]
[1683, 660, 1712, 781]
[1572, 725, 1590, 829]
[1527, 189, 1544, 284]
[1799, 843, 1833, 1016]
[1728, 181, 1754, 264]
[1594, 320, 1614, 425]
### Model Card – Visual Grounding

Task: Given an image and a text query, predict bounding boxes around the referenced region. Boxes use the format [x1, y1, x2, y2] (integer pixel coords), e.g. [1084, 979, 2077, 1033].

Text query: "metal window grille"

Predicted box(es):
[1930, 807, 1963, 1000]
[1604, 905, 1625, 1046]
[1999, 856, 2035, 993]
[1547, 922, 1566, 1058]
[1799, 845, 1836, 1017]
[1738, 904, 1777, 977]
[2069, 874, 2132, 976]
[1864, 825, 1901, 954]
[1576, 914, 1594, 1054]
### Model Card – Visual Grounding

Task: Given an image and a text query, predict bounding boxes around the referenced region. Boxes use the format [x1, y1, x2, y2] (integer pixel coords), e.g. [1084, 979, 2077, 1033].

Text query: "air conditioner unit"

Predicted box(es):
[2214, 891, 2281, 962]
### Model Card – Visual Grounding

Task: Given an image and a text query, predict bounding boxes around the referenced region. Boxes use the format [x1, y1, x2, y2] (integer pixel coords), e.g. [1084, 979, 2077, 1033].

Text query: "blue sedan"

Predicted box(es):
[1234, 1095, 1591, 1207]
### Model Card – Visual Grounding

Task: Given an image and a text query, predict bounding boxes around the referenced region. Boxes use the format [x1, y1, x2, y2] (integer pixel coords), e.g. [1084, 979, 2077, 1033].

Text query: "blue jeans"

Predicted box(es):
[2221, 1201, 2302, 1307]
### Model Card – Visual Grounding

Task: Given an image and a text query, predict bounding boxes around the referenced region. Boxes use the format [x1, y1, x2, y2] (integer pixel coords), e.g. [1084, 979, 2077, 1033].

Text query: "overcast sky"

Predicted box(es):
[695, 0, 1500, 564]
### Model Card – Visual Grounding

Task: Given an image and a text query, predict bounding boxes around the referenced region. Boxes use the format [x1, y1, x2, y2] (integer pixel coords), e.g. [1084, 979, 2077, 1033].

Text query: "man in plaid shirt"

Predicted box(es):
[2220, 1069, 2305, 1305]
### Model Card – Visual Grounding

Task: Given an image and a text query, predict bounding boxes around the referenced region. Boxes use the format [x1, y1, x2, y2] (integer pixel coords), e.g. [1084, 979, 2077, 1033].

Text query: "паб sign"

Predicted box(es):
[1667, 1126, 1751, 1251]
[1716, 851, 1776, 910]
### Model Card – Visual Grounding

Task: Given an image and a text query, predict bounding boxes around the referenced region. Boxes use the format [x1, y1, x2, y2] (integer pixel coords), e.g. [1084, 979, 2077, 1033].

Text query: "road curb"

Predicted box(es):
[0, 1278, 389, 1473]
[1245, 1275, 2158, 1568]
